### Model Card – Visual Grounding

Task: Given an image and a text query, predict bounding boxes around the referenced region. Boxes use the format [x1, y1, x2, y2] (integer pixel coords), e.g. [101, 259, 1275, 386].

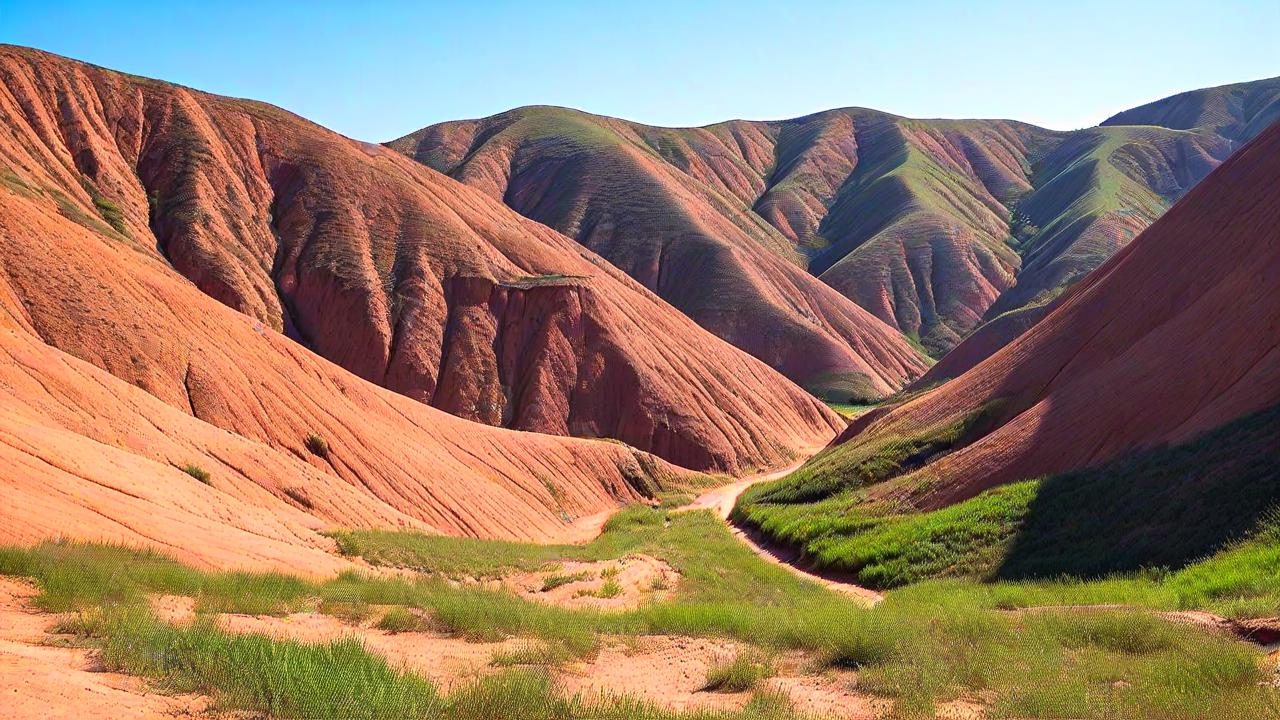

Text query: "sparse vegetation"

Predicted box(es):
[540, 571, 589, 592]
[305, 433, 329, 458]
[502, 273, 590, 288]
[703, 650, 775, 692]
[91, 193, 128, 234]
[596, 578, 622, 598]
[4, 492, 1279, 718]
[180, 463, 211, 483]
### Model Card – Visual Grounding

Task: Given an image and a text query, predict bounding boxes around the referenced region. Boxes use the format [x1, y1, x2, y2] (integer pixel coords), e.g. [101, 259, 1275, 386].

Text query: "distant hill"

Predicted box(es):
[400, 76, 1278, 367]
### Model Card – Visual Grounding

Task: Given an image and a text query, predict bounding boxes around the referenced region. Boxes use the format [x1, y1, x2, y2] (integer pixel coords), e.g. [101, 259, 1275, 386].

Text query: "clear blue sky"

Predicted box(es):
[3, 0, 1276, 142]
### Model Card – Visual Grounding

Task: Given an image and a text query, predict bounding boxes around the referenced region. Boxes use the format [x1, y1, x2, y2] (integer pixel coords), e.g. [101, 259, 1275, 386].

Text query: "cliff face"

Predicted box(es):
[0, 45, 845, 474]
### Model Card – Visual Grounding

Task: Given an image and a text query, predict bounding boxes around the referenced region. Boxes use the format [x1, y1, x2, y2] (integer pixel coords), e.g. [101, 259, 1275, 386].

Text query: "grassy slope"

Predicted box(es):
[986, 125, 1218, 316]
[807, 118, 1030, 353]
[734, 404, 1280, 607]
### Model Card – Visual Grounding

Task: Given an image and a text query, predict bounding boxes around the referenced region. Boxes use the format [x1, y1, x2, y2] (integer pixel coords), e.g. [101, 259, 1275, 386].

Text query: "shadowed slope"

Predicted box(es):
[391, 107, 931, 400]
[0, 45, 844, 473]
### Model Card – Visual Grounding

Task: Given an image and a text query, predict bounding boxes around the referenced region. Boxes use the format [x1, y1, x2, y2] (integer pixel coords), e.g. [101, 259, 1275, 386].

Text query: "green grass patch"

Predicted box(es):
[822, 402, 877, 419]
[179, 463, 210, 483]
[92, 608, 442, 719]
[541, 571, 590, 592]
[733, 403, 1280, 602]
[658, 492, 695, 509]
[737, 399, 1008, 508]
[703, 650, 775, 692]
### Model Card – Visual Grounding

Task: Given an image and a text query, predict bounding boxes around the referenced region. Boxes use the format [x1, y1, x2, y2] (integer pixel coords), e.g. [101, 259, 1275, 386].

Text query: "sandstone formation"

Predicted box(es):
[390, 108, 932, 398]
[0, 45, 845, 476]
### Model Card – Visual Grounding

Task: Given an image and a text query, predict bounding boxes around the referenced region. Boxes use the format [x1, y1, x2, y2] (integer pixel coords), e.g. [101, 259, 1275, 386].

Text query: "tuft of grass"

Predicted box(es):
[304, 433, 329, 458]
[596, 579, 622, 599]
[489, 641, 572, 667]
[540, 572, 589, 592]
[375, 606, 426, 633]
[180, 463, 211, 484]
[703, 650, 776, 692]
[91, 193, 128, 234]
[96, 608, 442, 719]
[318, 599, 373, 625]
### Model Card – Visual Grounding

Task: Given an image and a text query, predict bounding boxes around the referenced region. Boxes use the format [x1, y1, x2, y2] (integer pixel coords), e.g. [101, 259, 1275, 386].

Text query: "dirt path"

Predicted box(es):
[678, 461, 886, 606]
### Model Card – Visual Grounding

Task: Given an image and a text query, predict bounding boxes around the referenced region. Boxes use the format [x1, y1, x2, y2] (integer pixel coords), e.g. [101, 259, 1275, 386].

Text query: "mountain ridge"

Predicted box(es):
[400, 76, 1278, 366]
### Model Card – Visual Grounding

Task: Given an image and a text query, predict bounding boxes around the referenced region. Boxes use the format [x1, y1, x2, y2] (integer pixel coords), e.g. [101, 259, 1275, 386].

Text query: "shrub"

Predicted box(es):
[540, 572, 588, 592]
[305, 433, 329, 458]
[181, 463, 210, 484]
[597, 579, 622, 599]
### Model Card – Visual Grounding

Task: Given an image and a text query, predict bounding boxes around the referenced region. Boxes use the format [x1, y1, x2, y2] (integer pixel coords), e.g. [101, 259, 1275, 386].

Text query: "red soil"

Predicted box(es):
[0, 578, 210, 719]
[0, 45, 842, 475]
[391, 107, 932, 397]
[0, 46, 855, 569]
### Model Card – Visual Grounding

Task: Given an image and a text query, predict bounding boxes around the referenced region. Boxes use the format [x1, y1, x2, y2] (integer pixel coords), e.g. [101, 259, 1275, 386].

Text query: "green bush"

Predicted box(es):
[305, 433, 329, 458]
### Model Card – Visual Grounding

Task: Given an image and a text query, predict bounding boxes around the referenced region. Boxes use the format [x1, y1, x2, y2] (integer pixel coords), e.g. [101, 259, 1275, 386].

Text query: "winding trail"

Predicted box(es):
[678, 461, 885, 607]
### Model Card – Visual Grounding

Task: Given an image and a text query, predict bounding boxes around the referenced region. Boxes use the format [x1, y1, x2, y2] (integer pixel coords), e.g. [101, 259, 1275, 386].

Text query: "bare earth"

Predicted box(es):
[679, 463, 886, 606]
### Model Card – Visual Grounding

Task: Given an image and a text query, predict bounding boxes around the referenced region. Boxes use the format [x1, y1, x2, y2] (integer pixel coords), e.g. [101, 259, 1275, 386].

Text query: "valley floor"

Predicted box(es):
[2, 487, 1278, 719]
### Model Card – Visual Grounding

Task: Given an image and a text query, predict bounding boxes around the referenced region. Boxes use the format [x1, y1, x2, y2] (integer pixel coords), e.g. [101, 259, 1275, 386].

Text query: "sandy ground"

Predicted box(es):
[678, 462, 886, 606]
[0, 578, 209, 720]
[494, 554, 678, 610]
